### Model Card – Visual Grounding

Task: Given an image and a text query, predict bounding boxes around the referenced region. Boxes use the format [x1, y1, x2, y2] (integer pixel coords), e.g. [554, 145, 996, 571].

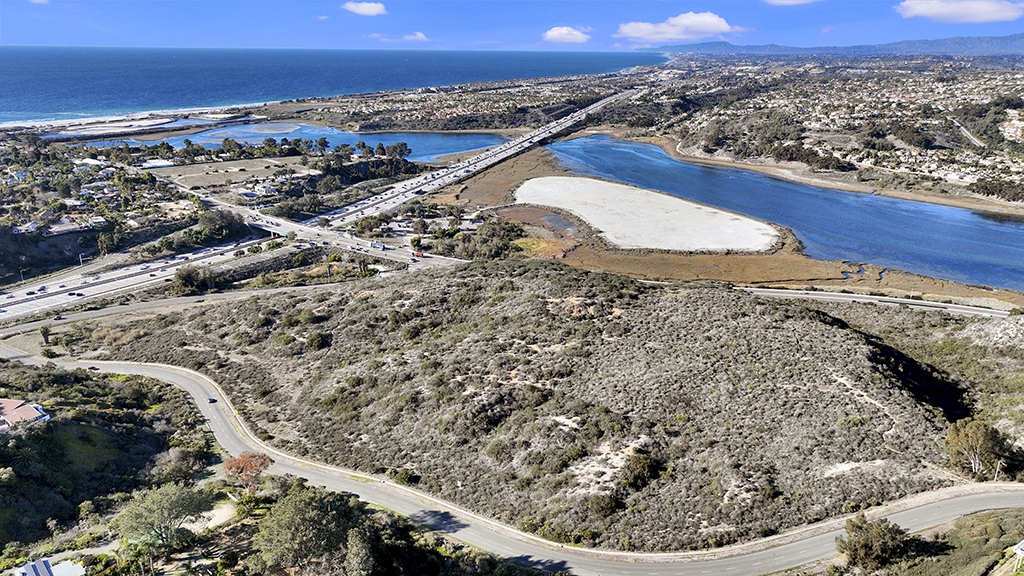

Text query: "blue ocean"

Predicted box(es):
[0, 46, 665, 125]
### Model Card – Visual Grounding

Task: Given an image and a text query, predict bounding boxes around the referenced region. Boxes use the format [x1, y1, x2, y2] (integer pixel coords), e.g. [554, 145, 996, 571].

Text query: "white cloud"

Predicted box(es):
[615, 12, 743, 43]
[343, 2, 387, 16]
[895, 0, 1024, 22]
[366, 31, 429, 42]
[821, 25, 835, 33]
[765, 0, 820, 4]
[29, 0, 50, 4]
[542, 26, 593, 43]
[317, 15, 330, 20]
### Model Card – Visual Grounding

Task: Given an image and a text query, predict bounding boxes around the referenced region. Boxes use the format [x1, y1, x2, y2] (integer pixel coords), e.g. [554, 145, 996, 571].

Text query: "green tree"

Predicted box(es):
[333, 144, 354, 160]
[384, 141, 412, 159]
[221, 138, 240, 153]
[97, 231, 122, 256]
[834, 512, 908, 570]
[39, 325, 51, 346]
[317, 174, 341, 195]
[375, 142, 386, 157]
[116, 483, 213, 548]
[344, 527, 375, 576]
[315, 137, 330, 154]
[251, 483, 360, 570]
[946, 418, 1000, 475]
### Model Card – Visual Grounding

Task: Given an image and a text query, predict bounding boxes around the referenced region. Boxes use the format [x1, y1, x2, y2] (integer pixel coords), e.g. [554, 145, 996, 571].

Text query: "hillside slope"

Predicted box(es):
[82, 261, 962, 551]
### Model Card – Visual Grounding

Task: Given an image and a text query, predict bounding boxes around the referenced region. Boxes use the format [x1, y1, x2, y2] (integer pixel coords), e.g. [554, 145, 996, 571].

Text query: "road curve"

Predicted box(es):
[2, 340, 1024, 573]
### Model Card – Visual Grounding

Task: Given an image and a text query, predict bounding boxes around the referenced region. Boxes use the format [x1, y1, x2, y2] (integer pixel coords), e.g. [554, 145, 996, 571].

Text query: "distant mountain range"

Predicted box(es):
[638, 33, 1024, 56]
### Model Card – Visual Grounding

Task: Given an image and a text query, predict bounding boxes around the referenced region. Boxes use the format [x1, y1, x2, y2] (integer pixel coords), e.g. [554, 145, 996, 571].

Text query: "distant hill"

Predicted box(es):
[639, 33, 1024, 56]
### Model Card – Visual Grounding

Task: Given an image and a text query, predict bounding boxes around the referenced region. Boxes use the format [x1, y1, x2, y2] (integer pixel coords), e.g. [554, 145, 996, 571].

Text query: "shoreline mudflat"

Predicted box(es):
[515, 176, 780, 253]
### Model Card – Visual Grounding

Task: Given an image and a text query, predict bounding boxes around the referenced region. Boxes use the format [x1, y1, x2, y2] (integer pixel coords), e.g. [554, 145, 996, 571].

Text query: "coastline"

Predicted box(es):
[0, 100, 282, 132]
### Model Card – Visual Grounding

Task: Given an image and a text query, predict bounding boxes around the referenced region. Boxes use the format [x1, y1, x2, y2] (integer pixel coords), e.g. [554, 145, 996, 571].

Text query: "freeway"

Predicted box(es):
[948, 116, 986, 148]
[0, 238, 267, 322]
[739, 287, 1010, 318]
[312, 89, 637, 229]
[5, 90, 635, 315]
[3, 300, 1024, 574]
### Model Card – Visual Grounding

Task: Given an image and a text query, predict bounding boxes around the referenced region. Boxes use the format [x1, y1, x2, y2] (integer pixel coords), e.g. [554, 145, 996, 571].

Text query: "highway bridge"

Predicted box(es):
[310, 89, 638, 228]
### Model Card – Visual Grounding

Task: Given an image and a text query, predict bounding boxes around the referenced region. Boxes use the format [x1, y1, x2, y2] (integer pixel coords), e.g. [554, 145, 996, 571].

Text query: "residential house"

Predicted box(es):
[0, 398, 50, 433]
[17, 559, 85, 576]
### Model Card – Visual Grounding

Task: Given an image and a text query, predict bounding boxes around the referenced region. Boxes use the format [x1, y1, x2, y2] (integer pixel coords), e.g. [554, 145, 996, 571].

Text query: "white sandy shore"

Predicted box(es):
[515, 176, 779, 252]
[0, 100, 277, 132]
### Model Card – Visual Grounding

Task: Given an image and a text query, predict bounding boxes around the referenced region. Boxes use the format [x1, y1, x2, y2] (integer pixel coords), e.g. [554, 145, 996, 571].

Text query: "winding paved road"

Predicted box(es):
[3, 302, 1024, 574]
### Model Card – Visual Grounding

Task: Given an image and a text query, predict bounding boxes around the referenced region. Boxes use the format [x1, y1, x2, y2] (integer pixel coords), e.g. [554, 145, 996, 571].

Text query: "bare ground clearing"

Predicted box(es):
[144, 157, 317, 189]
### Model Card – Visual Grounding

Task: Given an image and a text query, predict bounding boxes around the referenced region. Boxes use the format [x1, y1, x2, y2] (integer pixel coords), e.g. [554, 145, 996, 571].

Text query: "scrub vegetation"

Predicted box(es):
[71, 260, 1024, 552]
[0, 359, 208, 553]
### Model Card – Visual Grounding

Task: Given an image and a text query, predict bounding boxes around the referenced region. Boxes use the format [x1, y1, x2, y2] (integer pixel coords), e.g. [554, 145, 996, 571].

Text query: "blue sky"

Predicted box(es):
[1, 0, 1022, 50]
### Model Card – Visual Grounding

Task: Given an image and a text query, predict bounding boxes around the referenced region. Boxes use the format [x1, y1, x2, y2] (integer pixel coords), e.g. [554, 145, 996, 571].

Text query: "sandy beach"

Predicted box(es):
[514, 176, 780, 253]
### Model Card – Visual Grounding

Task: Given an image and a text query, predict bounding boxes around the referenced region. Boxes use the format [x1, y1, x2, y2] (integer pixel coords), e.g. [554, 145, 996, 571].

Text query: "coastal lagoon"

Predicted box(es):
[546, 136, 1024, 291]
[89, 123, 506, 163]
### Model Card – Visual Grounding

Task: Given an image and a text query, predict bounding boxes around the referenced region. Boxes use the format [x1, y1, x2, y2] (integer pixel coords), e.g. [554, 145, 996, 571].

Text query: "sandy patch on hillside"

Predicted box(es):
[515, 176, 779, 252]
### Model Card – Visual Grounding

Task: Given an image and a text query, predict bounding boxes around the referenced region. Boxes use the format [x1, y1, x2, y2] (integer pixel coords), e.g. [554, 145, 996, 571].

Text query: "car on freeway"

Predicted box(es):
[52, 315, 62, 320]
[0, 309, 5, 313]
[141, 265, 149, 270]
[58, 284, 65, 288]
[149, 273, 156, 277]
[26, 291, 35, 295]
[39, 286, 46, 292]
[207, 397, 216, 403]
[4, 294, 12, 299]
[87, 366, 99, 371]
[92, 276, 100, 280]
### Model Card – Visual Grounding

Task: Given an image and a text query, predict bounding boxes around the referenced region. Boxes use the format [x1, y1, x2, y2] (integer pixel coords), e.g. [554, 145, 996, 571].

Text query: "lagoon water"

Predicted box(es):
[547, 136, 1024, 292]
[0, 47, 665, 125]
[88, 123, 506, 163]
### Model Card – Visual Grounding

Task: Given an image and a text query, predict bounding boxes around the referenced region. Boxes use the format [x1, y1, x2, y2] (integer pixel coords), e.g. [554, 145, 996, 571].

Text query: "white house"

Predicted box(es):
[16, 559, 85, 576]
